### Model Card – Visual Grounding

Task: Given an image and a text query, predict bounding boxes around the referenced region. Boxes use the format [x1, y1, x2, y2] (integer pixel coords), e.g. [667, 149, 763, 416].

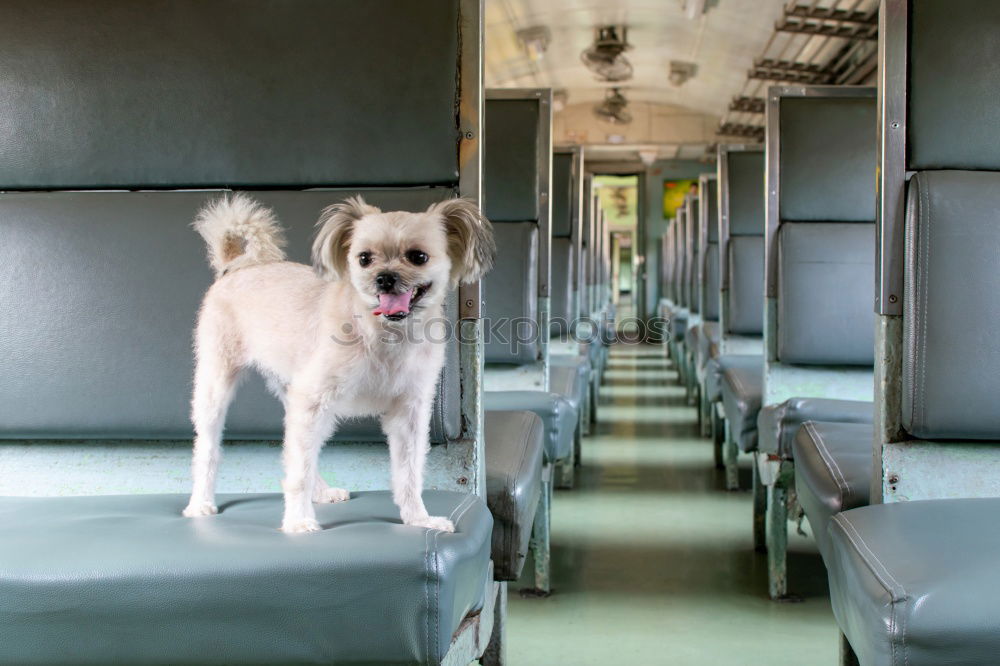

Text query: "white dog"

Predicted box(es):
[182, 194, 494, 533]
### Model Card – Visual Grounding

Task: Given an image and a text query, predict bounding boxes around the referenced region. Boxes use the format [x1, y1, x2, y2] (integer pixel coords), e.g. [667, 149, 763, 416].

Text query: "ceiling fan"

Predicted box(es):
[593, 88, 633, 125]
[580, 26, 633, 82]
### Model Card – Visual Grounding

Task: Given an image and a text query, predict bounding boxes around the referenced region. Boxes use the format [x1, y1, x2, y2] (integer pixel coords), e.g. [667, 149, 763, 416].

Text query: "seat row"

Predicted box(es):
[660, 1, 1000, 663]
[0, 2, 614, 664]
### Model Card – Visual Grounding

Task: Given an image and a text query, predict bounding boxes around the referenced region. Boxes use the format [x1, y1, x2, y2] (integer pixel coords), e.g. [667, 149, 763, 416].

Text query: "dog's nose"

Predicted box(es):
[375, 272, 398, 292]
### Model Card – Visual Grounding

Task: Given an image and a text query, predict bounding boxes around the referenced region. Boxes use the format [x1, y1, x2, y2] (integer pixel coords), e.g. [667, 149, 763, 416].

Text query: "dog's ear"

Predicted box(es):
[428, 198, 496, 287]
[312, 196, 380, 280]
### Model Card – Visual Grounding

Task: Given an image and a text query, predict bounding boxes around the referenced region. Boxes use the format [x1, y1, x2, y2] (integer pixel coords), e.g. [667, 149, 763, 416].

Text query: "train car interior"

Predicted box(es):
[1, 1, 998, 664]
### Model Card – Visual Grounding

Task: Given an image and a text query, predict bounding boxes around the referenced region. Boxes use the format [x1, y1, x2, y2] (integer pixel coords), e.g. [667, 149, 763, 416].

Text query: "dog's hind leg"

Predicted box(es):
[183, 320, 242, 518]
[312, 470, 351, 504]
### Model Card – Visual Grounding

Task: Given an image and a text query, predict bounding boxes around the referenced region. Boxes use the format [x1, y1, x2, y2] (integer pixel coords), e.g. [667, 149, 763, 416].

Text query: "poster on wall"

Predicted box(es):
[662, 179, 698, 219]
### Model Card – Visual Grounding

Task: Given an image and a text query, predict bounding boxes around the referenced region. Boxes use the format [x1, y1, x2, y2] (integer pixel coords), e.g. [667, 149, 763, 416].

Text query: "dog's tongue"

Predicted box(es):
[373, 290, 414, 316]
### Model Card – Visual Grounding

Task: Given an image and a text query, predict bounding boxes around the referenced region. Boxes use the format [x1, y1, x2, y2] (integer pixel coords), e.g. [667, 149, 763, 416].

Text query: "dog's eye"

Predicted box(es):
[358, 252, 372, 267]
[406, 250, 428, 265]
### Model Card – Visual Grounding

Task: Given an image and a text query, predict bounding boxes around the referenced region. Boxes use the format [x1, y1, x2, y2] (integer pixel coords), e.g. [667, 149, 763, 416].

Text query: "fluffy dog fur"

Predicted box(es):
[183, 194, 494, 533]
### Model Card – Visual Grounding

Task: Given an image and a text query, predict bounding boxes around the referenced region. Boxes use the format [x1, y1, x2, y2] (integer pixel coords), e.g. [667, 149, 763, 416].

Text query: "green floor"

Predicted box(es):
[507, 343, 839, 665]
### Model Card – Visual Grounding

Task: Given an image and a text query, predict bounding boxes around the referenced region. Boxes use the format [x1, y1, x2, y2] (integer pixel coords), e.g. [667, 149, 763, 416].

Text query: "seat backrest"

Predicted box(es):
[698, 175, 720, 321]
[765, 88, 877, 370]
[550, 147, 584, 336]
[875, 0, 1000, 502]
[661, 220, 676, 305]
[675, 207, 689, 309]
[581, 178, 594, 317]
[685, 195, 701, 314]
[718, 146, 765, 343]
[0, 0, 484, 494]
[483, 90, 552, 371]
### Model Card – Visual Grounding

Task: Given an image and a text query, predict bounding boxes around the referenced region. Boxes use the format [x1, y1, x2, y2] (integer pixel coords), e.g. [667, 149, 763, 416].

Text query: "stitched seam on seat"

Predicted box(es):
[435, 497, 472, 660]
[805, 421, 850, 504]
[432, 527, 441, 660]
[423, 527, 432, 661]
[511, 414, 534, 554]
[833, 515, 910, 664]
[834, 515, 907, 601]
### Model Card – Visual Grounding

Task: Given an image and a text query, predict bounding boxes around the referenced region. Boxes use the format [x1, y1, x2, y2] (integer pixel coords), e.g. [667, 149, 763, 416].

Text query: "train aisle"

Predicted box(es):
[508, 343, 838, 665]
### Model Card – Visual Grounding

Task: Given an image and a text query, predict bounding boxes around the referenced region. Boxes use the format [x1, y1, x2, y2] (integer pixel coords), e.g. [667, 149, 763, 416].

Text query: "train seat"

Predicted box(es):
[711, 147, 767, 487]
[720, 356, 764, 456]
[827, 498, 1000, 666]
[758, 398, 873, 460]
[482, 90, 576, 593]
[485, 410, 545, 581]
[829, 3, 1000, 658]
[693, 321, 721, 392]
[485, 392, 577, 465]
[754, 88, 877, 598]
[549, 148, 594, 437]
[679, 194, 703, 401]
[0, 491, 493, 665]
[717, 230, 765, 487]
[791, 421, 873, 560]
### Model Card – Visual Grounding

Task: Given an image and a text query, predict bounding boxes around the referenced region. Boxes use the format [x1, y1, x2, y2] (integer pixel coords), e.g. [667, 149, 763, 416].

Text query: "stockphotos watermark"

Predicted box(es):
[330, 315, 670, 350]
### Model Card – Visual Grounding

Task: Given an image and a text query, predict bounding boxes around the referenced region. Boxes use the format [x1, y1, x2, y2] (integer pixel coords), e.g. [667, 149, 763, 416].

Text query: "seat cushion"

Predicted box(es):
[485, 410, 544, 581]
[720, 356, 763, 452]
[758, 398, 873, 458]
[550, 356, 590, 414]
[792, 421, 873, 559]
[484, 391, 577, 463]
[696, 321, 721, 373]
[0, 491, 492, 666]
[549, 238, 577, 336]
[669, 306, 689, 341]
[483, 221, 539, 364]
[685, 324, 701, 357]
[706, 353, 759, 403]
[827, 498, 1000, 666]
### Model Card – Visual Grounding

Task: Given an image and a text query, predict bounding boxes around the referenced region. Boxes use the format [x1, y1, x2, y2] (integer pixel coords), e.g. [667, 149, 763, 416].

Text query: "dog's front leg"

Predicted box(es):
[382, 400, 455, 532]
[280, 388, 337, 533]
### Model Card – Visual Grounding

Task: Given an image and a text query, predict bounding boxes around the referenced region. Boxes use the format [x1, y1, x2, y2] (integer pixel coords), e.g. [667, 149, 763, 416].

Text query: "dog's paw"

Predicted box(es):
[281, 517, 322, 534]
[182, 501, 218, 517]
[313, 487, 351, 504]
[408, 516, 455, 533]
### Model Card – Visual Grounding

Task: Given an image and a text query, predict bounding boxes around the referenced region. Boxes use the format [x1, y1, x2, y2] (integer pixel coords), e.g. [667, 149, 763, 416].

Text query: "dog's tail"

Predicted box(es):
[193, 194, 287, 278]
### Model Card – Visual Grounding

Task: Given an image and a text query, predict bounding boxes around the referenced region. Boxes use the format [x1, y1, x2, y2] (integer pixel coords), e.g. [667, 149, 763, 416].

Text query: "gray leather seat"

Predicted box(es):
[670, 307, 689, 343]
[550, 355, 589, 416]
[485, 410, 544, 581]
[706, 354, 758, 404]
[0, 491, 492, 665]
[791, 421, 872, 559]
[549, 239, 576, 338]
[485, 391, 577, 463]
[695, 321, 721, 374]
[827, 498, 1000, 666]
[685, 323, 701, 353]
[720, 356, 763, 452]
[758, 398, 873, 458]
